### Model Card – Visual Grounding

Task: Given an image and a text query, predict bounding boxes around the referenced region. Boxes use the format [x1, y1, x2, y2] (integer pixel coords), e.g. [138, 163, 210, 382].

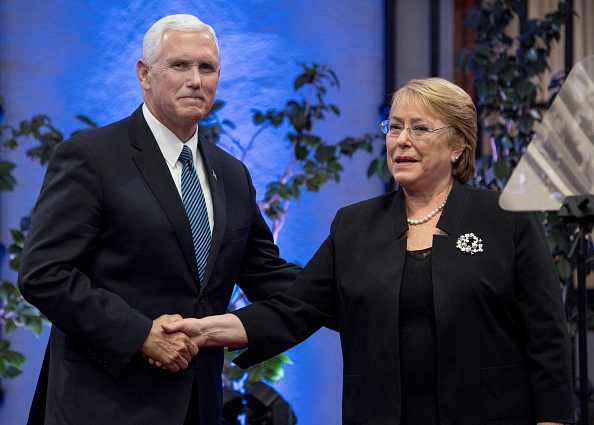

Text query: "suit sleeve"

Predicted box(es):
[233, 162, 302, 302]
[232, 209, 344, 368]
[18, 140, 152, 378]
[514, 211, 574, 422]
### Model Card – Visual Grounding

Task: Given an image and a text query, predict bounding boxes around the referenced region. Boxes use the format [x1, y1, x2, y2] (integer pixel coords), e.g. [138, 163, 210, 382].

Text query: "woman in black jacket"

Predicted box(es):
[161, 77, 574, 425]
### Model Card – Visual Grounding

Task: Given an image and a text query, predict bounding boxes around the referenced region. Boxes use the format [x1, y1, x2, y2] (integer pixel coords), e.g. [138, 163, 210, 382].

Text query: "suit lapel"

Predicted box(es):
[127, 107, 201, 286]
[197, 137, 226, 288]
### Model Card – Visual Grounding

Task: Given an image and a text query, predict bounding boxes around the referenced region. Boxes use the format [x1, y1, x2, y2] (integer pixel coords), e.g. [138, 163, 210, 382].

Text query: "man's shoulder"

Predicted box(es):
[198, 137, 252, 178]
[66, 113, 132, 146]
[199, 136, 240, 162]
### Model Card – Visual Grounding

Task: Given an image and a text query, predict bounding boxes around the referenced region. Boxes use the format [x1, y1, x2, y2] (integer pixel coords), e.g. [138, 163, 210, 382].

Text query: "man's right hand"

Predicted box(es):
[139, 314, 199, 372]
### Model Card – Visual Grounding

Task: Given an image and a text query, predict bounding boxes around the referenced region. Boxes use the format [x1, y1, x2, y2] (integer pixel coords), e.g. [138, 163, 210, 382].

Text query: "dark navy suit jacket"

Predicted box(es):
[19, 105, 300, 425]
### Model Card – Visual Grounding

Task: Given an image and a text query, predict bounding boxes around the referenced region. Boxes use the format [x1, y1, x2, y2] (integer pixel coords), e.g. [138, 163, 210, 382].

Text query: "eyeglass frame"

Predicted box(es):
[380, 119, 452, 138]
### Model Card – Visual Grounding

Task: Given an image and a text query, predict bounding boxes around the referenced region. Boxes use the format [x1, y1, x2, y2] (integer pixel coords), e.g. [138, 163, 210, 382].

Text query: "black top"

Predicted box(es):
[399, 248, 439, 425]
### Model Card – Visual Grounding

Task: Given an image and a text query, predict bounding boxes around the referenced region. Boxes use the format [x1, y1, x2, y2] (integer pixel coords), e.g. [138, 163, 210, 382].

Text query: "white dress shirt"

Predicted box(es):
[142, 103, 214, 234]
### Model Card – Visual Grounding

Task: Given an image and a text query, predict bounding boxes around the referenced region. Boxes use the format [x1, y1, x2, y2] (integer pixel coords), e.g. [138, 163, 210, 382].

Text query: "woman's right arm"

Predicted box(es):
[161, 314, 248, 349]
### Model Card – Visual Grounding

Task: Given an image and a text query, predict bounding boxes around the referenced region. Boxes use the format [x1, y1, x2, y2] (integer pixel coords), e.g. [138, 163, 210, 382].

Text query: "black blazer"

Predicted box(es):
[234, 181, 575, 425]
[18, 106, 300, 425]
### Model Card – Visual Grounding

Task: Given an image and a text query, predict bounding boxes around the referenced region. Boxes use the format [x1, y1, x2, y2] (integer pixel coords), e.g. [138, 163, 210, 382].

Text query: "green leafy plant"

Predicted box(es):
[0, 111, 97, 378]
[458, 0, 572, 188]
[202, 62, 386, 241]
[457, 0, 591, 332]
[224, 349, 293, 389]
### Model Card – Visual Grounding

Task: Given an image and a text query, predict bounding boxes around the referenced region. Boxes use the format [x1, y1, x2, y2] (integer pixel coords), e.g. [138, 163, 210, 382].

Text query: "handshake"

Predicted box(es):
[139, 313, 246, 372]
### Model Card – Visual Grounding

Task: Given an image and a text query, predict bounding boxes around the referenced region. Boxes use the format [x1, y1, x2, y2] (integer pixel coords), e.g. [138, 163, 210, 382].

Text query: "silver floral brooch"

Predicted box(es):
[456, 233, 483, 255]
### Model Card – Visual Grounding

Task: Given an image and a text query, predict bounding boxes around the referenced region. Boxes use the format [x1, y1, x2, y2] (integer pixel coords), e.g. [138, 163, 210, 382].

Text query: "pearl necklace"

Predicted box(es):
[407, 197, 447, 225]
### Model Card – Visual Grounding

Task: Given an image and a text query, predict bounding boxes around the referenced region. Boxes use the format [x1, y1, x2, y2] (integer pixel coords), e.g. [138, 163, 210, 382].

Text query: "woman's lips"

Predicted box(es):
[394, 156, 418, 164]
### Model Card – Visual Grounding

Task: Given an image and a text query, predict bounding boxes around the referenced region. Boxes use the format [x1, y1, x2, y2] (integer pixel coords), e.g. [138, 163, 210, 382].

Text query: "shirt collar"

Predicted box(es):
[142, 103, 198, 169]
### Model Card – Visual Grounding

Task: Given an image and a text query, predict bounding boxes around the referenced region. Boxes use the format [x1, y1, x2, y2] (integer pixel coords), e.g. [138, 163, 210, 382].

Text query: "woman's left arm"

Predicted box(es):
[514, 212, 574, 423]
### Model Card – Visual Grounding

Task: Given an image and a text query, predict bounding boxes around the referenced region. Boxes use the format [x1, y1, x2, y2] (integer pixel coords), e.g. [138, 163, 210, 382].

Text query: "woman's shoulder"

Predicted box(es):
[339, 191, 397, 215]
[456, 183, 540, 227]
[459, 183, 500, 200]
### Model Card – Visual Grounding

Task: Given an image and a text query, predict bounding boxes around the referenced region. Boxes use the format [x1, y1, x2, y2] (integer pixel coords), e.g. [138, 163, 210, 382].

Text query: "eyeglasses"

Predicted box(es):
[381, 120, 452, 138]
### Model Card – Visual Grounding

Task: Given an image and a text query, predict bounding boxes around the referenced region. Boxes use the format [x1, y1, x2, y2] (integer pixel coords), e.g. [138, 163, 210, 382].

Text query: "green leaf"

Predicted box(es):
[252, 111, 265, 124]
[209, 100, 225, 113]
[0, 161, 17, 172]
[329, 104, 340, 116]
[367, 159, 379, 178]
[74, 115, 98, 128]
[227, 365, 247, 381]
[517, 115, 534, 135]
[0, 174, 17, 191]
[493, 158, 512, 182]
[278, 184, 292, 200]
[269, 113, 284, 127]
[314, 145, 336, 164]
[295, 145, 308, 160]
[1, 365, 23, 379]
[290, 184, 300, 199]
[276, 353, 293, 365]
[3, 350, 26, 365]
[224, 348, 244, 362]
[9, 228, 25, 245]
[4, 320, 17, 335]
[290, 115, 309, 133]
[555, 256, 573, 283]
[28, 318, 44, 336]
[293, 74, 309, 91]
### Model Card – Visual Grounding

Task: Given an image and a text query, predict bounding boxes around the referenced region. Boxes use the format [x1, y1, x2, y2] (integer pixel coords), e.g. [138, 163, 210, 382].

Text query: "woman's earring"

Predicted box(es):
[454, 156, 459, 161]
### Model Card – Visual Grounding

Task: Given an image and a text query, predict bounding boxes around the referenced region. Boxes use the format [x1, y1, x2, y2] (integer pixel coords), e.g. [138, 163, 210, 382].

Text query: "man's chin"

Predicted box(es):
[186, 100, 214, 114]
[179, 107, 209, 123]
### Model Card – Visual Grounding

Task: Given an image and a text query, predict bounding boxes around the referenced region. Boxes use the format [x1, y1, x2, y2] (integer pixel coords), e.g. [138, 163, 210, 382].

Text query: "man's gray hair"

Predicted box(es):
[142, 14, 219, 66]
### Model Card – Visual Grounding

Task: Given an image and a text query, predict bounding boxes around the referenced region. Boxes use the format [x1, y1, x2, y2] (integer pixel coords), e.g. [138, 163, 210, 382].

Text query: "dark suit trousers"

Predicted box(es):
[184, 380, 199, 425]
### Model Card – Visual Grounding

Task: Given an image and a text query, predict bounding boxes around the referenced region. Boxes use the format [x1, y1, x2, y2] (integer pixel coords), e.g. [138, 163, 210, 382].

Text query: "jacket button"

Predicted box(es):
[198, 294, 205, 304]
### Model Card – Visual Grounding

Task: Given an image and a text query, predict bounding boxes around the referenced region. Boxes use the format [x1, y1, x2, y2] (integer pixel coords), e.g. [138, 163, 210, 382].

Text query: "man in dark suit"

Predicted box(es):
[18, 14, 300, 425]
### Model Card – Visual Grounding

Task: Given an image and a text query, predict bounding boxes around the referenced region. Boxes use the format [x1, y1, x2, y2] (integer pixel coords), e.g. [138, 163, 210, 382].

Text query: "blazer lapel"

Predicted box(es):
[127, 107, 201, 286]
[435, 180, 466, 236]
[393, 186, 410, 239]
[432, 180, 469, 310]
[391, 187, 411, 301]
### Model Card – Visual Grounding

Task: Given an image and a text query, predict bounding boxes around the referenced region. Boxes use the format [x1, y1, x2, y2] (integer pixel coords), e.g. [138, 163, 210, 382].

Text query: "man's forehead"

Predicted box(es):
[161, 29, 215, 43]
[159, 30, 219, 60]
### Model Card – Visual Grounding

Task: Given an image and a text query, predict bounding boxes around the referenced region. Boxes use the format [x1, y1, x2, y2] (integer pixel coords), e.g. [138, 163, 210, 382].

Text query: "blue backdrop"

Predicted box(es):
[0, 1, 386, 424]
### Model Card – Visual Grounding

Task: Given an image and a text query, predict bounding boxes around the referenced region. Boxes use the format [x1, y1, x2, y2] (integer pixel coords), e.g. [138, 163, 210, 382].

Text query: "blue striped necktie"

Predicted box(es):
[179, 145, 211, 284]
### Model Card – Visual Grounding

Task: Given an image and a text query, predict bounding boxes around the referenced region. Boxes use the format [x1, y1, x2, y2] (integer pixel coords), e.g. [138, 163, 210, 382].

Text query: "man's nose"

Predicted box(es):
[187, 66, 202, 86]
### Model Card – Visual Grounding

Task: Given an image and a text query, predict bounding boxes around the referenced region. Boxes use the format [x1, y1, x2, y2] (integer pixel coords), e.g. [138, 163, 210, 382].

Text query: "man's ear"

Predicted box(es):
[137, 59, 150, 90]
